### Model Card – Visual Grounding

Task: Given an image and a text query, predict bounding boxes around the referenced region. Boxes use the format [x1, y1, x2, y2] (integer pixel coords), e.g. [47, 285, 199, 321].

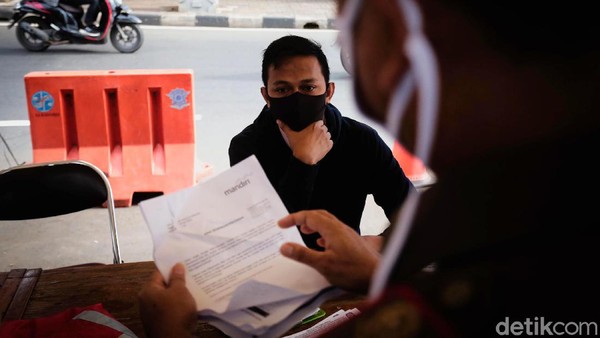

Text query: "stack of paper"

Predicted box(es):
[140, 155, 344, 337]
[282, 308, 361, 338]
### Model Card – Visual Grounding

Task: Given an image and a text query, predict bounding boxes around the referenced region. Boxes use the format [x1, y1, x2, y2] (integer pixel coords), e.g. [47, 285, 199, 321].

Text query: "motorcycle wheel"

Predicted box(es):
[15, 16, 50, 52]
[110, 23, 143, 53]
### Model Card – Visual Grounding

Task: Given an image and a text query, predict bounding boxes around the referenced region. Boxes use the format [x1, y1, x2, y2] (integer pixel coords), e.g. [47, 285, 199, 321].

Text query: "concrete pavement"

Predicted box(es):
[0, 0, 339, 29]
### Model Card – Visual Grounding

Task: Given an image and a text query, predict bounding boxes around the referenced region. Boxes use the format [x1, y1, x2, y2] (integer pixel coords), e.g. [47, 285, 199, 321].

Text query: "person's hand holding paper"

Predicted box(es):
[140, 155, 338, 337]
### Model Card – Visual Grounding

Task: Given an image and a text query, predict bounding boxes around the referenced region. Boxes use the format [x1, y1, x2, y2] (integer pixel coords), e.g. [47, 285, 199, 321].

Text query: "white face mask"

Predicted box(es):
[336, 0, 439, 165]
[336, 0, 440, 299]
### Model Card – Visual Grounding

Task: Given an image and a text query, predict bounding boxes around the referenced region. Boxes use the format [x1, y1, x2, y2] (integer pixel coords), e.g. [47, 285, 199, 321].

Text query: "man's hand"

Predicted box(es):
[278, 120, 333, 165]
[278, 210, 380, 294]
[138, 263, 197, 338]
[362, 235, 385, 252]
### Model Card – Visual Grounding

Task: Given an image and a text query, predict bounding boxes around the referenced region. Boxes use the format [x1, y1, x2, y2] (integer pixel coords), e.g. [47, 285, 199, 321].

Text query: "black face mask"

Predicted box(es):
[268, 91, 326, 132]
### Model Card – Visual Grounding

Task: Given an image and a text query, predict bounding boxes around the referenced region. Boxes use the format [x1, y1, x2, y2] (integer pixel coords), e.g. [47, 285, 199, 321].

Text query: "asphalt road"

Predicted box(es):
[0, 23, 391, 171]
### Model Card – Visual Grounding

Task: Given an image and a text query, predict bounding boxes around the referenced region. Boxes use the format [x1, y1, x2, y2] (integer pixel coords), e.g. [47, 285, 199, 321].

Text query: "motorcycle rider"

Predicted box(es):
[61, 0, 101, 36]
[10, 0, 143, 53]
[81, 0, 101, 36]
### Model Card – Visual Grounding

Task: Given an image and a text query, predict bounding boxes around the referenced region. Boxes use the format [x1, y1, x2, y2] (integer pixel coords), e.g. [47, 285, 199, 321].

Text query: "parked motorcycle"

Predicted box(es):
[7, 0, 143, 53]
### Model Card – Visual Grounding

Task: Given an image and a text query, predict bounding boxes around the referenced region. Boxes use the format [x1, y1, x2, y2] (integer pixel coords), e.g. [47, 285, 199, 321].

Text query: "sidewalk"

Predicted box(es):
[0, 0, 338, 29]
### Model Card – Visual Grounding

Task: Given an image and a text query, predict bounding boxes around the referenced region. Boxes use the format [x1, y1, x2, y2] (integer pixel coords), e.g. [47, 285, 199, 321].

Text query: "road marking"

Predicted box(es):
[0, 120, 30, 127]
[0, 116, 202, 127]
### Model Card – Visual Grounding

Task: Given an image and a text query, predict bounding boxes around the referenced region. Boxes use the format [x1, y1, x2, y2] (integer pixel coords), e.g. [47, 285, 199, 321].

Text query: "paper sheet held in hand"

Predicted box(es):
[140, 155, 343, 337]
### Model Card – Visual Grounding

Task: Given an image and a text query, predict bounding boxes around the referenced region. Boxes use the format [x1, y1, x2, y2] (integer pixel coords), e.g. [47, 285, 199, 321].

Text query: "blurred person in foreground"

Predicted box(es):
[139, 0, 600, 336]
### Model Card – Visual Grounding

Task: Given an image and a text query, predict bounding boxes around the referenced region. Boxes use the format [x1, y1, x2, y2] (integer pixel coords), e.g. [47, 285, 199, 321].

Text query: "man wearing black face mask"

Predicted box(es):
[229, 35, 415, 251]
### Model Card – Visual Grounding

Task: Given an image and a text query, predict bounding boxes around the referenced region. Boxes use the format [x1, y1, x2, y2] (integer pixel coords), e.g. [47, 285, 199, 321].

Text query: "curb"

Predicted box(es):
[136, 12, 336, 29]
[0, 6, 13, 20]
[0, 2, 337, 30]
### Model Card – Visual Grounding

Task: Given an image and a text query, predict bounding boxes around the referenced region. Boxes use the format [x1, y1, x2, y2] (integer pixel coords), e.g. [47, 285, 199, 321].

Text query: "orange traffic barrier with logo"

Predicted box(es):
[24, 69, 197, 207]
[392, 140, 435, 187]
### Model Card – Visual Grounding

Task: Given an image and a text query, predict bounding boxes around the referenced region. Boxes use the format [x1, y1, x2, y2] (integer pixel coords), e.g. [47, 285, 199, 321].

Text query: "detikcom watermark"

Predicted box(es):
[496, 317, 598, 336]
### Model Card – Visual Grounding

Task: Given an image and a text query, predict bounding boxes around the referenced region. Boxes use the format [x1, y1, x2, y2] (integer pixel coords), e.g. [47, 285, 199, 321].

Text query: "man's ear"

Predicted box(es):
[260, 87, 270, 107]
[325, 82, 335, 104]
[377, 50, 406, 96]
[376, 11, 409, 95]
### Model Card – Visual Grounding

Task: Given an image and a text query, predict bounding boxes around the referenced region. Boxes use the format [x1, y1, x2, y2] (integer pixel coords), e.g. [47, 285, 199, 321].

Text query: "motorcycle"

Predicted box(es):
[7, 0, 143, 53]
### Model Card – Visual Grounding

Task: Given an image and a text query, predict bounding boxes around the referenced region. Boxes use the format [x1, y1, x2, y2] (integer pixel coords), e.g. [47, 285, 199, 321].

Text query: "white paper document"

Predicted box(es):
[140, 155, 343, 337]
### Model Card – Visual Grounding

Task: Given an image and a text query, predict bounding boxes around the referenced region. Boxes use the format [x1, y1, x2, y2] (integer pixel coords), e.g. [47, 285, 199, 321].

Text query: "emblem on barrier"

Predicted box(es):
[167, 88, 190, 110]
[31, 91, 55, 113]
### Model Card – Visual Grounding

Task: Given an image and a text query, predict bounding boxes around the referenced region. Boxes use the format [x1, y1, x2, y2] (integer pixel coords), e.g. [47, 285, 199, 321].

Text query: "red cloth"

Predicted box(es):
[0, 303, 135, 338]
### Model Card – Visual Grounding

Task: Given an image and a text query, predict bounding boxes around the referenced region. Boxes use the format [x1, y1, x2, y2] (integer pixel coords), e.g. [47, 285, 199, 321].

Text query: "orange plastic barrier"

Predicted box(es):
[392, 141, 433, 187]
[24, 69, 196, 207]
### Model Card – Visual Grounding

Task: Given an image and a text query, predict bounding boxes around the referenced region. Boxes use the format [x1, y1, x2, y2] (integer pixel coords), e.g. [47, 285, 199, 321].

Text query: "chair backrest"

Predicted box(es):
[0, 160, 122, 264]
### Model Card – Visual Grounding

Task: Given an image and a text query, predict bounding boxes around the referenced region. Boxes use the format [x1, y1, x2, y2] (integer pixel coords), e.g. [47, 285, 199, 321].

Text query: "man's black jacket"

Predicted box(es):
[229, 103, 414, 249]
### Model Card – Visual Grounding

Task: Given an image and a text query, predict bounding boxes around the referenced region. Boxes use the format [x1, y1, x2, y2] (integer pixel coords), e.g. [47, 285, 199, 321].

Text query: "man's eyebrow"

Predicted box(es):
[271, 80, 291, 86]
[270, 79, 317, 86]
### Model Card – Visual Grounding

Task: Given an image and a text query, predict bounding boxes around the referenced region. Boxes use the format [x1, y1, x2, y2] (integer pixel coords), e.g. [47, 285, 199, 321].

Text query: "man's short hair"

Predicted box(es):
[261, 35, 330, 87]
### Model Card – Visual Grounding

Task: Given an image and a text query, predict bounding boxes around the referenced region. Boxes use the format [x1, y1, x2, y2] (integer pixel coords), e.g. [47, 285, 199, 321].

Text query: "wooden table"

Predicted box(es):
[0, 261, 366, 337]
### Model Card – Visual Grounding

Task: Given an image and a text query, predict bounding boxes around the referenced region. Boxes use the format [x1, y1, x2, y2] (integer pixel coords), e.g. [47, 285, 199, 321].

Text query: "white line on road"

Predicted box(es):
[0, 115, 202, 127]
[0, 120, 30, 127]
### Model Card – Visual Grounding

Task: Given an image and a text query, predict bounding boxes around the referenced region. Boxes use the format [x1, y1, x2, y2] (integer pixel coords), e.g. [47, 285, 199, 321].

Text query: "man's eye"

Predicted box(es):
[301, 85, 317, 92]
[274, 88, 288, 93]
